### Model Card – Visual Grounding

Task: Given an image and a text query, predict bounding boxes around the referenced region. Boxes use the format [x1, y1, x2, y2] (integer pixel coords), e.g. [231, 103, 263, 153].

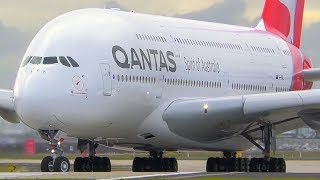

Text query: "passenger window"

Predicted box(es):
[59, 56, 71, 67]
[43, 57, 58, 65]
[67, 57, 79, 67]
[30, 56, 42, 65]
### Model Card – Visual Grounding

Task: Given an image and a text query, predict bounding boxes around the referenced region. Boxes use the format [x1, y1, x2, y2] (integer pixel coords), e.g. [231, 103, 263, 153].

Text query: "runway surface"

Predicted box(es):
[0, 160, 319, 179]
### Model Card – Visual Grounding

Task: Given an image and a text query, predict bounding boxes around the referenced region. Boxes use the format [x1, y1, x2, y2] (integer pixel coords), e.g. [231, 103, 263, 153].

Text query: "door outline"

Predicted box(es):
[99, 63, 112, 96]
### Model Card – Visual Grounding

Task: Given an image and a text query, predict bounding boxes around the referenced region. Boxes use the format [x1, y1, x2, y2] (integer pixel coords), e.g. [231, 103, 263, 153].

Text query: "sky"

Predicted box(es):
[0, 0, 319, 89]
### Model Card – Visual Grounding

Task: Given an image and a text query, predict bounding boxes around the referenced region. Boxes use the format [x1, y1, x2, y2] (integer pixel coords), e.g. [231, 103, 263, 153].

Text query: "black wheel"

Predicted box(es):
[41, 156, 54, 172]
[82, 157, 91, 172]
[278, 158, 286, 172]
[143, 158, 152, 172]
[151, 158, 162, 172]
[74, 157, 83, 172]
[132, 157, 144, 172]
[170, 158, 178, 172]
[230, 158, 239, 172]
[53, 157, 70, 172]
[269, 158, 279, 172]
[206, 158, 214, 172]
[238, 158, 245, 172]
[207, 158, 219, 172]
[163, 158, 171, 172]
[249, 158, 259, 172]
[101, 157, 111, 172]
[243, 158, 249, 172]
[93, 157, 101, 172]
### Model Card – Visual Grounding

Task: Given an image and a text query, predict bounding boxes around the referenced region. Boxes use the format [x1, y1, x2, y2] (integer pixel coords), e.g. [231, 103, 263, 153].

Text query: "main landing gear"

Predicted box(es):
[242, 123, 286, 172]
[207, 123, 286, 173]
[206, 152, 249, 172]
[39, 130, 70, 172]
[132, 151, 178, 172]
[74, 139, 111, 172]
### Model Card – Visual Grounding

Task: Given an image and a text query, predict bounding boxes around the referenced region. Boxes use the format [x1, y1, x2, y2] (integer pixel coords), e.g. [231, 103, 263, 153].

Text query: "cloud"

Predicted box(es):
[178, 0, 257, 27]
[113, 0, 222, 16]
[301, 22, 320, 67]
[0, 21, 30, 89]
[104, 0, 126, 10]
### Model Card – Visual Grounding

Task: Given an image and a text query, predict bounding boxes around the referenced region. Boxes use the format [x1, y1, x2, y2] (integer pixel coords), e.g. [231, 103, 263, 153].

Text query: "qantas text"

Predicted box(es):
[112, 45, 177, 72]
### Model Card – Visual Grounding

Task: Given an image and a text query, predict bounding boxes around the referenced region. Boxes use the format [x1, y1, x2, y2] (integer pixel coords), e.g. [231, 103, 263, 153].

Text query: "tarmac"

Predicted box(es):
[0, 160, 319, 179]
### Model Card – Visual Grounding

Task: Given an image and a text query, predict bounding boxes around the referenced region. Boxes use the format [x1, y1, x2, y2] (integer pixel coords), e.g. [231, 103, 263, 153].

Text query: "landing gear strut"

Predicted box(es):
[132, 151, 178, 172]
[74, 139, 111, 172]
[206, 152, 249, 172]
[242, 123, 286, 172]
[39, 130, 70, 172]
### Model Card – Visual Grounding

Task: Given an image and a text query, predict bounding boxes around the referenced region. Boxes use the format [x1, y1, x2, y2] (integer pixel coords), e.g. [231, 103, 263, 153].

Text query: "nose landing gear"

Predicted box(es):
[39, 130, 70, 172]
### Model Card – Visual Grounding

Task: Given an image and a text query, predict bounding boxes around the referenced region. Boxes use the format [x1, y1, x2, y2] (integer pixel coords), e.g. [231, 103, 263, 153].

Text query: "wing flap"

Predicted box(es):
[0, 89, 20, 123]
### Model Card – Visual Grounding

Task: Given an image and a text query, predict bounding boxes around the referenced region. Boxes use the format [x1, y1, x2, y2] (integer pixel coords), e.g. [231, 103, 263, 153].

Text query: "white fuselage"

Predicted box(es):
[13, 9, 307, 151]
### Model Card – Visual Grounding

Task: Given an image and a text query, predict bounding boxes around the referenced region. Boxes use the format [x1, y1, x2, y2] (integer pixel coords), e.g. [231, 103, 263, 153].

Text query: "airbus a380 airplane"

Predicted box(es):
[0, 0, 320, 173]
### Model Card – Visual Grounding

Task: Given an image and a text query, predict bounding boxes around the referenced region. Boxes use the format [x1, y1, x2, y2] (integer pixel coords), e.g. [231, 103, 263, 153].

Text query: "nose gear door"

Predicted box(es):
[99, 63, 112, 96]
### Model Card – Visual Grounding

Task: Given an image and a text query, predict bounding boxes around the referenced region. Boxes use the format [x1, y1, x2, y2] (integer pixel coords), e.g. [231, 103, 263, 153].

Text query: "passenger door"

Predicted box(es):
[99, 63, 112, 96]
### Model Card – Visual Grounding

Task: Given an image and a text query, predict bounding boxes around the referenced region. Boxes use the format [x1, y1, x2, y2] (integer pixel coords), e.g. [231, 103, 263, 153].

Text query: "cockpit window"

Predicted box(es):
[43, 57, 58, 64]
[67, 56, 79, 67]
[30, 56, 42, 65]
[24, 56, 79, 67]
[22, 56, 33, 67]
[59, 56, 71, 67]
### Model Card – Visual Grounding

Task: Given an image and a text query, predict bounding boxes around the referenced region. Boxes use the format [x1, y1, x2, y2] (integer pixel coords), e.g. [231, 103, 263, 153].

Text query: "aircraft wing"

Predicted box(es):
[162, 90, 320, 142]
[0, 89, 20, 123]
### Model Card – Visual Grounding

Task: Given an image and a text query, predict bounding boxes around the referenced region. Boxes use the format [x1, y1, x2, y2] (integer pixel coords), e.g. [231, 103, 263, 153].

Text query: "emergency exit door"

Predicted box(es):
[99, 63, 112, 96]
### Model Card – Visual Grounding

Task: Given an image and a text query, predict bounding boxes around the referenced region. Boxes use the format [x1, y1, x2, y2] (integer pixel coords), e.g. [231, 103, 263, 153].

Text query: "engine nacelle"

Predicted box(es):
[299, 109, 320, 132]
[162, 97, 248, 142]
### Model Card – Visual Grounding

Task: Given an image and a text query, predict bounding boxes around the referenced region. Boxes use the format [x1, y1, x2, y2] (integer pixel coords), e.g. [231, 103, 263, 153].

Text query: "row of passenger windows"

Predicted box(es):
[250, 46, 276, 54]
[232, 83, 267, 92]
[116, 74, 157, 84]
[135, 33, 280, 55]
[115, 74, 291, 92]
[164, 78, 222, 88]
[136, 34, 167, 43]
[276, 87, 290, 92]
[115, 74, 222, 88]
[22, 56, 79, 67]
[174, 37, 243, 51]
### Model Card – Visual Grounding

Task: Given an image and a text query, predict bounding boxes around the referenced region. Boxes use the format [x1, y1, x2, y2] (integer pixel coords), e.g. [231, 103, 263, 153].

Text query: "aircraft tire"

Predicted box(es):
[53, 156, 70, 172]
[41, 156, 54, 172]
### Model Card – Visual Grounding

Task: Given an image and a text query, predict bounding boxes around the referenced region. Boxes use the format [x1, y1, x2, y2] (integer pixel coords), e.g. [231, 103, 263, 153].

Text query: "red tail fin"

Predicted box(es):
[258, 0, 305, 48]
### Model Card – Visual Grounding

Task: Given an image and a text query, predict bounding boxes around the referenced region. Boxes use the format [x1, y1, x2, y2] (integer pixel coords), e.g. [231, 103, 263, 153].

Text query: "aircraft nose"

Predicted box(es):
[16, 70, 64, 130]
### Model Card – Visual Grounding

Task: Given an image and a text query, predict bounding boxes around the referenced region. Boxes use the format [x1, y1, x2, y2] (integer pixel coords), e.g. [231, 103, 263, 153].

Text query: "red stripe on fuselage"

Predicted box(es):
[287, 42, 303, 91]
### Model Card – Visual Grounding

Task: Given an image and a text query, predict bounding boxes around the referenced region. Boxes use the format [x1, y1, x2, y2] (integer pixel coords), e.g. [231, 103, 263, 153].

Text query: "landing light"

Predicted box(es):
[203, 104, 209, 113]
[57, 141, 61, 145]
[51, 149, 55, 153]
